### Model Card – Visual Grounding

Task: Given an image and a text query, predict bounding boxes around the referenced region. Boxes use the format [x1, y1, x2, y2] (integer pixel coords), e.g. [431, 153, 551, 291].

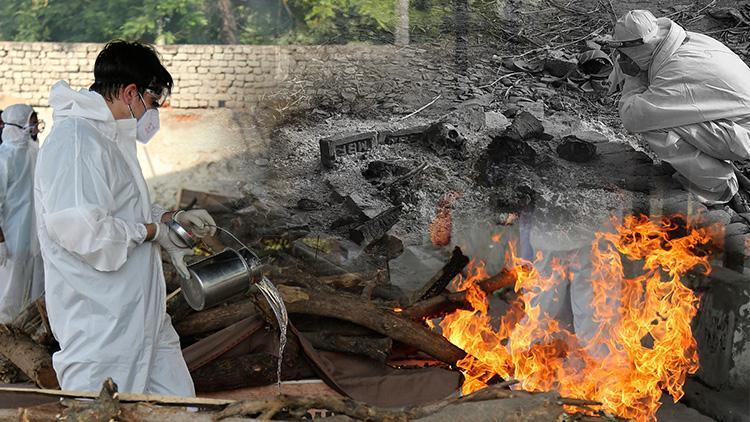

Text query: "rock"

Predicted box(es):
[704, 209, 732, 228]
[388, 245, 451, 293]
[364, 234, 404, 259]
[502, 107, 518, 118]
[556, 136, 597, 163]
[485, 111, 510, 131]
[725, 222, 750, 238]
[547, 96, 565, 111]
[725, 206, 744, 224]
[450, 102, 486, 132]
[485, 133, 537, 166]
[343, 192, 389, 220]
[544, 49, 578, 77]
[506, 111, 544, 141]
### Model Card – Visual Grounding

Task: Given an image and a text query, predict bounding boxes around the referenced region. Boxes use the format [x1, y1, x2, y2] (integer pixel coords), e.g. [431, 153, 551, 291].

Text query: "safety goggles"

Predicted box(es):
[4, 120, 45, 133]
[143, 86, 170, 108]
[604, 38, 645, 49]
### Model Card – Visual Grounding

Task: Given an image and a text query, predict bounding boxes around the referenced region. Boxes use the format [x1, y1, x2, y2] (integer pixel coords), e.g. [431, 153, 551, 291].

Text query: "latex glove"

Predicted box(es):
[173, 209, 217, 238]
[154, 223, 195, 279]
[0, 242, 7, 267]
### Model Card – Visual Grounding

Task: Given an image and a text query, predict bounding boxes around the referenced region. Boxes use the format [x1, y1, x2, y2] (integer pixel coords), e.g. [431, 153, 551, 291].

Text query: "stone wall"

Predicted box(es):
[0, 41, 458, 111]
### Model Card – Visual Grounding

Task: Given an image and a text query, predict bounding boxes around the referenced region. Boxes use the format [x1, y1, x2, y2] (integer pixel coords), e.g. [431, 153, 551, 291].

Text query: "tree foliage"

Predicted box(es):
[0, 0, 467, 45]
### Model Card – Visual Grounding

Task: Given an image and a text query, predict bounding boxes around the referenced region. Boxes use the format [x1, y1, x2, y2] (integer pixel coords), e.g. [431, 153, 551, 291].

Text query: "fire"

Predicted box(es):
[439, 215, 711, 421]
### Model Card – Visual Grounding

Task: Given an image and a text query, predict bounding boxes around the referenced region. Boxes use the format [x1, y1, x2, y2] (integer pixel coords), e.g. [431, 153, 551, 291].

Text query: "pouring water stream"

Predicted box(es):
[206, 225, 289, 394]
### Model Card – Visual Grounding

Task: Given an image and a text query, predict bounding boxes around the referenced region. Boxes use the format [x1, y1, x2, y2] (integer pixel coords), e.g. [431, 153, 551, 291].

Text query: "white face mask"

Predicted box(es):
[136, 108, 160, 144]
[128, 92, 161, 144]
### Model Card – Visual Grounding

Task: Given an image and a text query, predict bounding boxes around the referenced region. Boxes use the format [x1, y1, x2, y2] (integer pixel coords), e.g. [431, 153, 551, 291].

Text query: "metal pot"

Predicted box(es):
[181, 247, 263, 311]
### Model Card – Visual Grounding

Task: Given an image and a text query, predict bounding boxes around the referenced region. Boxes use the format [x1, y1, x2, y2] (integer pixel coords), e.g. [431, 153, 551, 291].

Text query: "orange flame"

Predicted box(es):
[440, 215, 711, 421]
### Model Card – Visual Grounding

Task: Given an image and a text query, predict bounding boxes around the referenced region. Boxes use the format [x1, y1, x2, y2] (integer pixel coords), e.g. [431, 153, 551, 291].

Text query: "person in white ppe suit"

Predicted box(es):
[0, 104, 45, 323]
[608, 10, 750, 210]
[35, 41, 217, 395]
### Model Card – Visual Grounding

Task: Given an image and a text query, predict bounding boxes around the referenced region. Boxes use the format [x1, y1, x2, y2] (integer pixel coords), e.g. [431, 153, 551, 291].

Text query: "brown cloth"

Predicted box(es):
[184, 317, 461, 407]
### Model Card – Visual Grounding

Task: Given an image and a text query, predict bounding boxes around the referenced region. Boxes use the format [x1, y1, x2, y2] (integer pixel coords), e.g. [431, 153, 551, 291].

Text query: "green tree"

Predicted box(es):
[0, 0, 209, 44]
[119, 0, 209, 44]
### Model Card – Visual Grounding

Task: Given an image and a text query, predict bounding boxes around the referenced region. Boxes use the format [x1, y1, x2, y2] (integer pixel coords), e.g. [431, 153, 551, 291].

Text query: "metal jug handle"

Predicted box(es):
[208, 225, 261, 264]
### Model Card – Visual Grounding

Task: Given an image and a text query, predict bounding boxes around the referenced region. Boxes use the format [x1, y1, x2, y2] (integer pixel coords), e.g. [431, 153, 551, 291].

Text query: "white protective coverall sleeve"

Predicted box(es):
[40, 120, 148, 272]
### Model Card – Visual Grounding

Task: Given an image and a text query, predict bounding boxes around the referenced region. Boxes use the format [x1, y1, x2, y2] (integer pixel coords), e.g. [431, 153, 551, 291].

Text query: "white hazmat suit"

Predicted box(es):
[615, 11, 750, 204]
[0, 104, 44, 323]
[34, 80, 194, 395]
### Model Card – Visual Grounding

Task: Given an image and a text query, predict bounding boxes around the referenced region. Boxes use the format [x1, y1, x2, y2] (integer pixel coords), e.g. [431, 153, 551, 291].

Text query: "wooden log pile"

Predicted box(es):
[6, 378, 611, 421]
[0, 191, 519, 394]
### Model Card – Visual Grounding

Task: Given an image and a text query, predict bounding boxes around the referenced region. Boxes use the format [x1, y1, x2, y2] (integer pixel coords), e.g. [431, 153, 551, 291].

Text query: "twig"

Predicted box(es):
[478, 72, 523, 89]
[515, 25, 606, 58]
[597, 0, 617, 25]
[399, 94, 442, 121]
[504, 79, 522, 99]
[385, 162, 429, 188]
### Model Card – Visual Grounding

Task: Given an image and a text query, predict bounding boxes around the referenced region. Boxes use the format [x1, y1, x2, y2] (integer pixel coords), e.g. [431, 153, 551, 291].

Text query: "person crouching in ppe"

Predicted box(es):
[34, 40, 217, 396]
[0, 104, 44, 323]
[608, 10, 750, 212]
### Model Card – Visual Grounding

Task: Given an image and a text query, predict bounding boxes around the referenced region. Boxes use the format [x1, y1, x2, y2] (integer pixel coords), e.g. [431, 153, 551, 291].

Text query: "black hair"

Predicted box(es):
[90, 40, 173, 102]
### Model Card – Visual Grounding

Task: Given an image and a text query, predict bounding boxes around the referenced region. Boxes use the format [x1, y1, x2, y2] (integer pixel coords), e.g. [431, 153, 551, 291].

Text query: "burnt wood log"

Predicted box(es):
[349, 205, 403, 245]
[404, 269, 517, 320]
[300, 332, 392, 363]
[409, 246, 470, 304]
[0, 325, 58, 389]
[175, 300, 257, 337]
[192, 346, 313, 393]
[217, 383, 600, 421]
[192, 352, 279, 392]
[403, 291, 470, 320]
[58, 378, 120, 421]
[291, 316, 379, 337]
[11, 297, 52, 346]
[277, 284, 467, 366]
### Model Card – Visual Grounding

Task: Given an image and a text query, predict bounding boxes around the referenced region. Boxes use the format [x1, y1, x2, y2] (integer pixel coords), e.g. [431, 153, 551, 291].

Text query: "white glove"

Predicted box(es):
[0, 242, 8, 267]
[173, 209, 217, 238]
[154, 223, 195, 279]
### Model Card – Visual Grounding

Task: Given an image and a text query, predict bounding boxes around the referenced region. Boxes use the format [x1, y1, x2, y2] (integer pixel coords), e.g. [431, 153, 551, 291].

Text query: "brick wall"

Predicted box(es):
[0, 41, 454, 110]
